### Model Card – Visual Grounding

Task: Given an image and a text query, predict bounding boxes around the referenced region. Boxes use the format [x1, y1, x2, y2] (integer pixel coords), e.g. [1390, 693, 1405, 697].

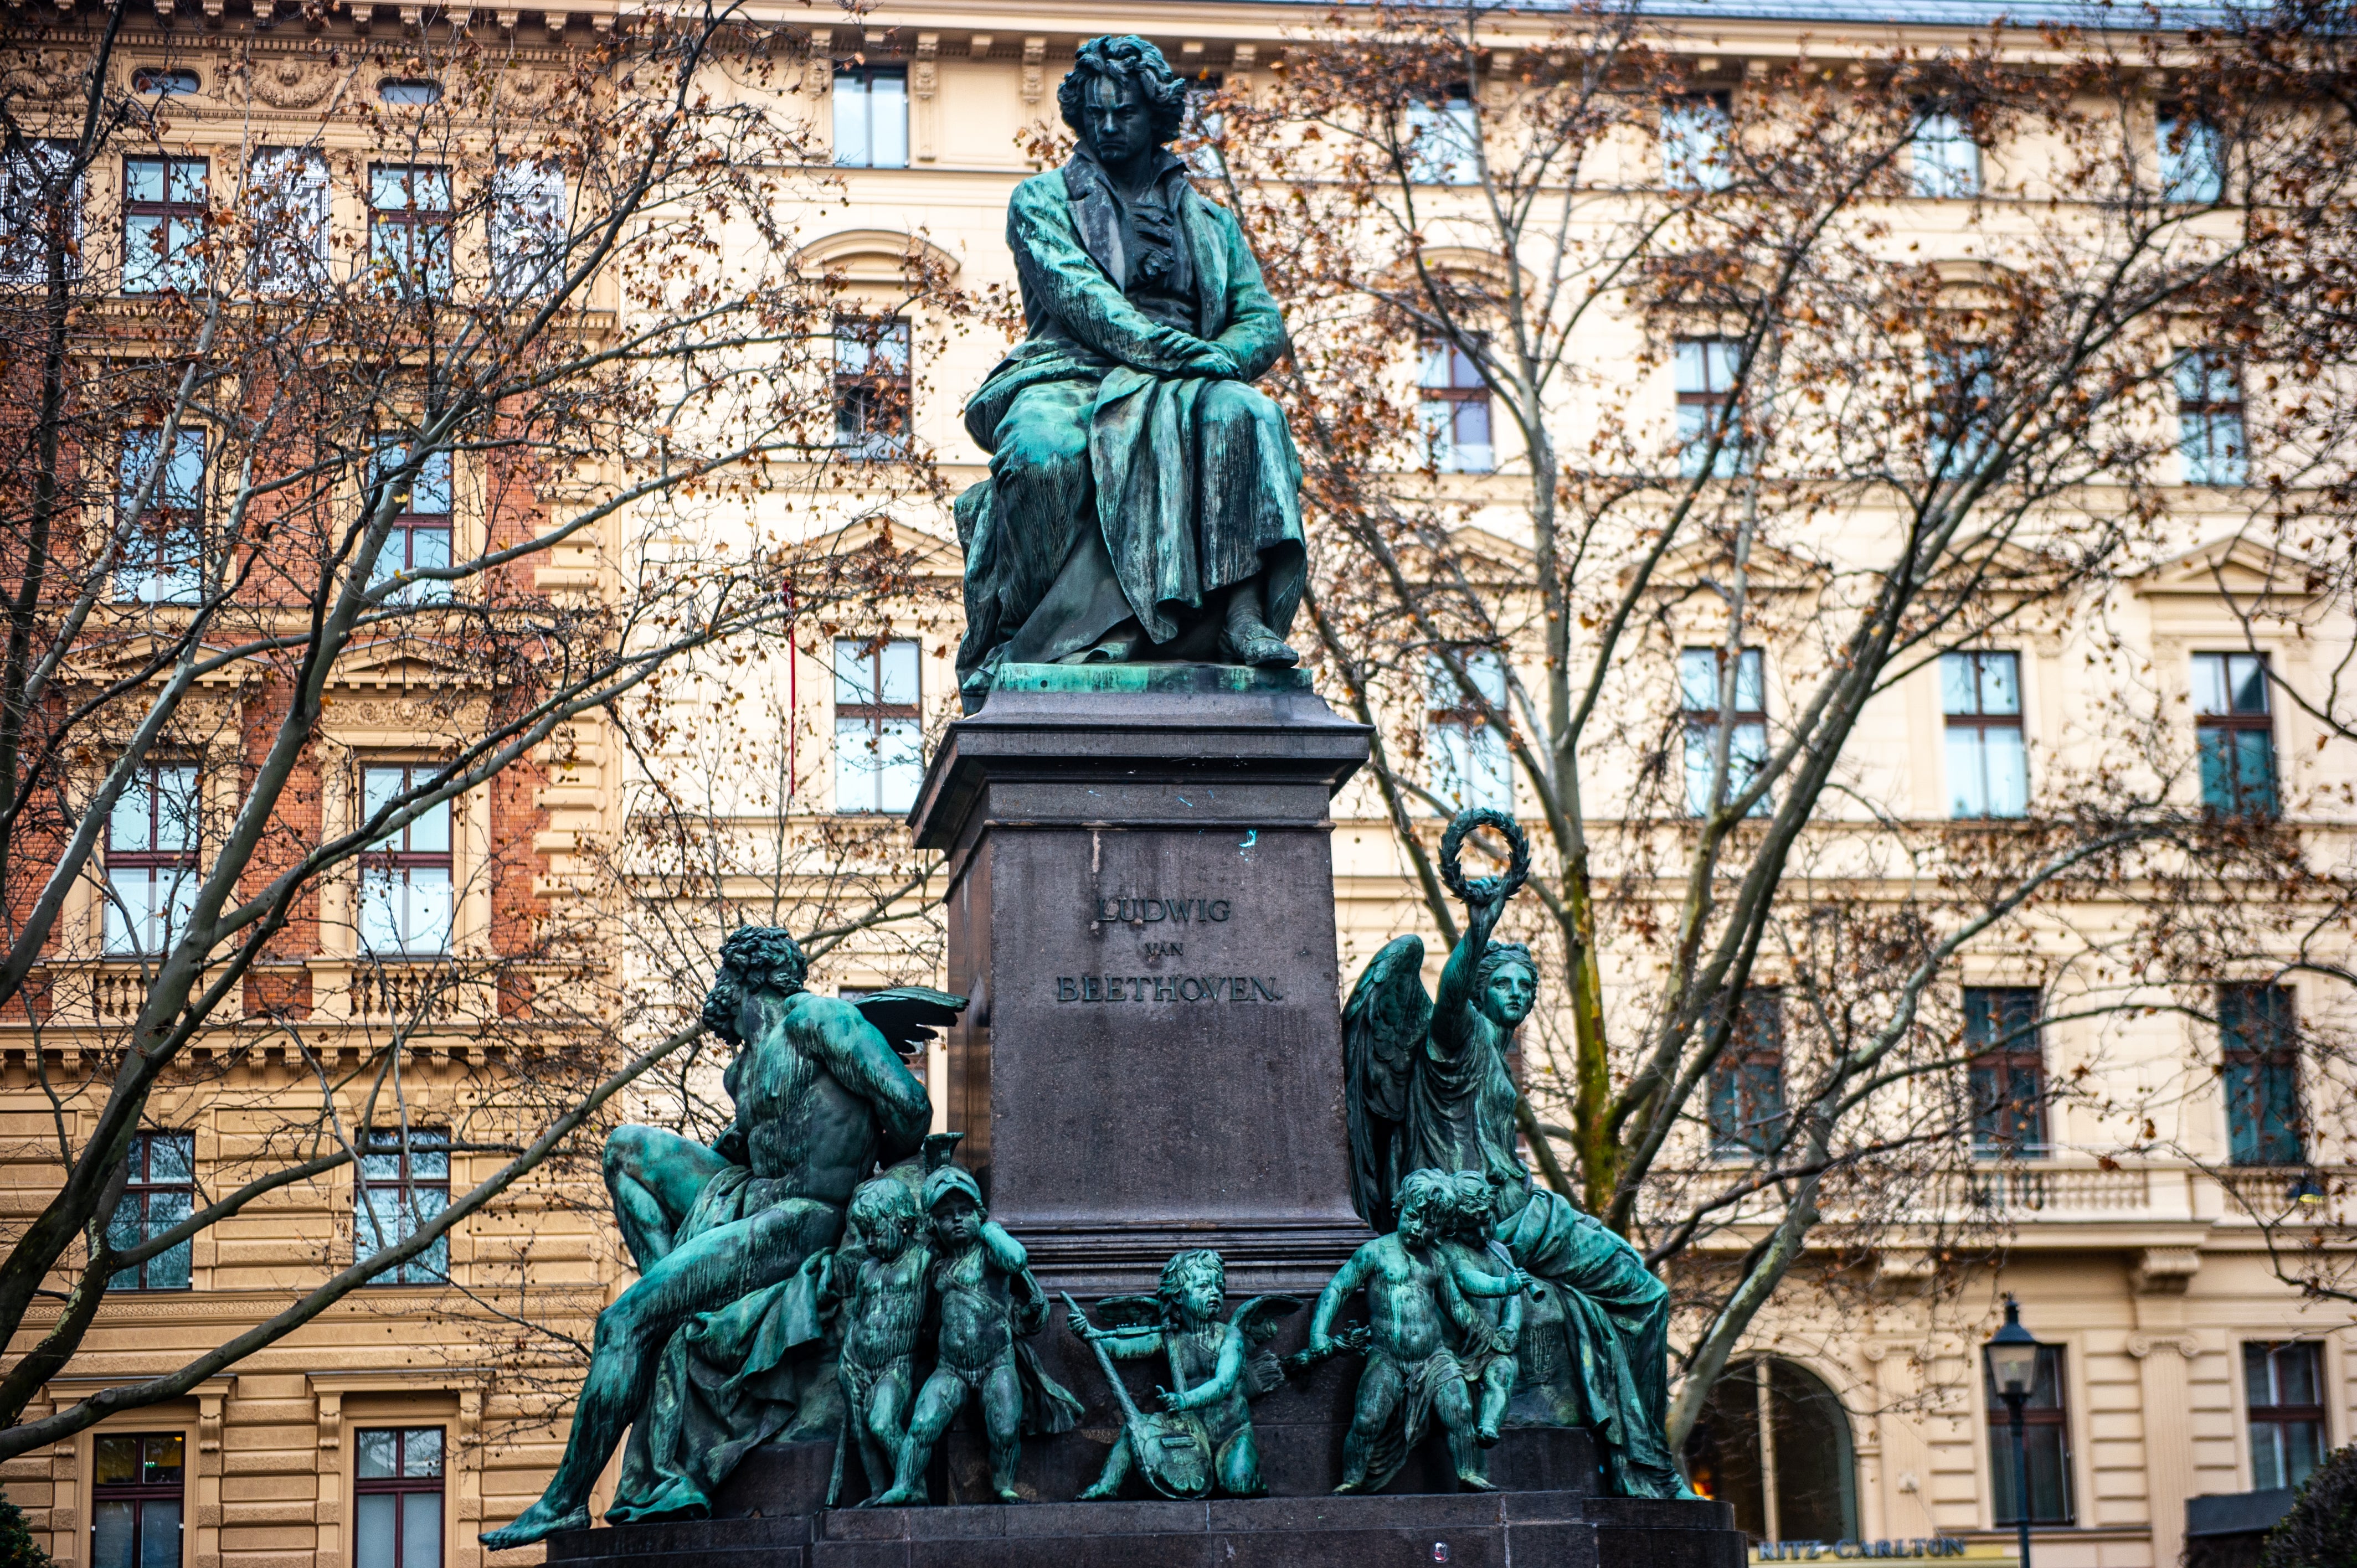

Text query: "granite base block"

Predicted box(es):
[544, 1487, 1743, 1568]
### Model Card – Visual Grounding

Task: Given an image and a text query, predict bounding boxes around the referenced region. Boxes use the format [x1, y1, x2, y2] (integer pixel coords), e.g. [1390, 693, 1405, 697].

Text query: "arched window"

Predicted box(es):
[1684, 1356, 1859, 1543]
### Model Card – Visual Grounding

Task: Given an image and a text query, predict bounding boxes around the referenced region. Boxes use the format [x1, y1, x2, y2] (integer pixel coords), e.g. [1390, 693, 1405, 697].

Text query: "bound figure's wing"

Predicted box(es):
[851, 986, 968, 1058]
[1229, 1294, 1304, 1398]
[1342, 935, 1430, 1232]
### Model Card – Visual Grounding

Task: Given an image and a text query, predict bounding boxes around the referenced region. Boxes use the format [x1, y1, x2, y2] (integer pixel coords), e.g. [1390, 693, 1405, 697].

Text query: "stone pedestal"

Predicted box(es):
[908, 664, 1376, 1295]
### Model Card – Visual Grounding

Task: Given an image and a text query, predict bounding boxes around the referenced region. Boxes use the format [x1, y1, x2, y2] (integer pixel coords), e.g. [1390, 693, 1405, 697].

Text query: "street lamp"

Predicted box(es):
[1988, 1297, 2042, 1568]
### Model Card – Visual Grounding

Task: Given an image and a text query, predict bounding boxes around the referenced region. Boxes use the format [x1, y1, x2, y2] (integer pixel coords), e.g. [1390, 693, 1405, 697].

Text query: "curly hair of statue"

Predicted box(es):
[1438, 806, 1531, 905]
[1157, 1247, 1224, 1307]
[698, 925, 809, 1044]
[1056, 34, 1188, 142]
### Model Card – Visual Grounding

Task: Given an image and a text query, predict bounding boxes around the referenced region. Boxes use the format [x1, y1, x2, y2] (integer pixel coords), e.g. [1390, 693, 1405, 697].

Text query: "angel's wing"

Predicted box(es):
[851, 986, 968, 1058]
[1342, 935, 1430, 1231]
[1089, 1294, 1166, 1332]
[1230, 1294, 1304, 1399]
[1227, 1293, 1303, 1345]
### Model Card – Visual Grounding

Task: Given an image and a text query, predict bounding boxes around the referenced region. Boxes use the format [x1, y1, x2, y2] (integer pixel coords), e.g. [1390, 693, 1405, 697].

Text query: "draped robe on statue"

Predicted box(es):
[952, 147, 1306, 704]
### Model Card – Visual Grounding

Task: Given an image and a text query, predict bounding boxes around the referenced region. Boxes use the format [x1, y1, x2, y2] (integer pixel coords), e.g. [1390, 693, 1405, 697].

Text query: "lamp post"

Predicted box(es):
[1987, 1297, 2042, 1568]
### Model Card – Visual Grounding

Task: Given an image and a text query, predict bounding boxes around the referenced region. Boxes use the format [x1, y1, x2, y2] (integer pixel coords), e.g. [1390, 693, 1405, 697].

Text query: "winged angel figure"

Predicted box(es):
[1340, 811, 1695, 1500]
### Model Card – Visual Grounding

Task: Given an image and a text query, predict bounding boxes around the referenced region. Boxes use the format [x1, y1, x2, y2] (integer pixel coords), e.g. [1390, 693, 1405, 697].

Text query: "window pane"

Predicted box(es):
[2234, 729, 2276, 813]
[143, 1434, 184, 1484]
[146, 1189, 192, 1289]
[876, 639, 919, 706]
[150, 1133, 194, 1182]
[111, 771, 157, 853]
[1947, 728, 1989, 818]
[363, 766, 404, 842]
[356, 1491, 398, 1568]
[874, 718, 924, 814]
[92, 1499, 136, 1568]
[404, 868, 454, 954]
[833, 74, 870, 167]
[357, 1427, 400, 1478]
[1910, 111, 1980, 198]
[833, 641, 878, 706]
[835, 718, 878, 812]
[1662, 95, 1732, 190]
[405, 1427, 446, 1476]
[402, 1490, 444, 1568]
[1678, 648, 1718, 711]
[2227, 654, 2269, 713]
[1733, 650, 1765, 713]
[408, 795, 451, 854]
[1976, 653, 2020, 715]
[870, 74, 908, 167]
[1982, 726, 2028, 818]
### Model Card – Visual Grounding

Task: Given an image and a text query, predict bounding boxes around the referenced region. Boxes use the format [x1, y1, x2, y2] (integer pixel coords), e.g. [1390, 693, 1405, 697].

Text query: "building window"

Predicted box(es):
[1965, 987, 2046, 1158]
[1909, 103, 1981, 198]
[1419, 339, 1493, 472]
[1427, 649, 1512, 814]
[833, 317, 912, 459]
[2177, 348, 2247, 486]
[1406, 90, 1479, 185]
[488, 158, 566, 299]
[2193, 652, 2275, 815]
[379, 78, 444, 106]
[1683, 1357, 1859, 1543]
[2159, 108, 2225, 203]
[2220, 984, 2303, 1167]
[249, 147, 330, 294]
[1, 138, 83, 286]
[1942, 651, 2027, 819]
[369, 163, 452, 298]
[356, 1426, 445, 1568]
[116, 427, 204, 605]
[356, 1127, 450, 1283]
[106, 1131, 194, 1291]
[1661, 91, 1733, 191]
[357, 764, 454, 957]
[122, 154, 207, 295]
[834, 637, 923, 814]
[834, 65, 908, 168]
[1674, 338, 1745, 478]
[91, 1432, 184, 1568]
[132, 68, 200, 95]
[1680, 646, 1769, 818]
[368, 442, 454, 604]
[1707, 988, 1786, 1157]
[1984, 1342, 2073, 1525]
[2244, 1343, 2325, 1492]
[104, 762, 200, 957]
[1932, 344, 1997, 471]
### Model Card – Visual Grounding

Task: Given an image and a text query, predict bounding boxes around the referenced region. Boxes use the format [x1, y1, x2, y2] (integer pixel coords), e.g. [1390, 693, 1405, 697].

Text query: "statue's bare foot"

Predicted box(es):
[1332, 1476, 1368, 1495]
[1077, 1480, 1123, 1501]
[1222, 621, 1300, 668]
[994, 1486, 1025, 1504]
[1457, 1469, 1500, 1493]
[479, 1499, 589, 1549]
[872, 1483, 927, 1507]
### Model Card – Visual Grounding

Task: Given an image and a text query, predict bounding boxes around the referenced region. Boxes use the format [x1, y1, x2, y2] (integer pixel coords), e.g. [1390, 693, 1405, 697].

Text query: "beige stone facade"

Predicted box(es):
[8, 4, 2352, 1568]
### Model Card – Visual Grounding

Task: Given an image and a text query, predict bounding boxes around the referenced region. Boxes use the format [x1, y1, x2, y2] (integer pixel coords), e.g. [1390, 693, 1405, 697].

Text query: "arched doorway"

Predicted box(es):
[1683, 1356, 1859, 1543]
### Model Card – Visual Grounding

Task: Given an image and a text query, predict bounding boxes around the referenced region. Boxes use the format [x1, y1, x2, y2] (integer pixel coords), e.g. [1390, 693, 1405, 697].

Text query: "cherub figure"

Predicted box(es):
[824, 1176, 932, 1505]
[877, 1167, 1082, 1504]
[1304, 1168, 1532, 1494]
[1066, 1250, 1300, 1499]
[1442, 1170, 1523, 1452]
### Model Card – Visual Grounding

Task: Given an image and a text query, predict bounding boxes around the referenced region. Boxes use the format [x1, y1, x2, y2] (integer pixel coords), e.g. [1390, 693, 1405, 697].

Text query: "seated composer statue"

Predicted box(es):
[953, 34, 1307, 710]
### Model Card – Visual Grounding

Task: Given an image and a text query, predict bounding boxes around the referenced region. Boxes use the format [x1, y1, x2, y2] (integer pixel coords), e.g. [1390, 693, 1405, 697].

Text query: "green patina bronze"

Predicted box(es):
[1342, 810, 1699, 1500]
[479, 930, 963, 1548]
[1065, 1251, 1301, 1500]
[1302, 1168, 1536, 1494]
[874, 1167, 1084, 1504]
[953, 35, 1308, 712]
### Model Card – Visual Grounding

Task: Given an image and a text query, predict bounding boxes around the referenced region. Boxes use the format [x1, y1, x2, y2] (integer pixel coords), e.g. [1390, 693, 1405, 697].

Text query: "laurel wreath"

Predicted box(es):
[1438, 807, 1530, 907]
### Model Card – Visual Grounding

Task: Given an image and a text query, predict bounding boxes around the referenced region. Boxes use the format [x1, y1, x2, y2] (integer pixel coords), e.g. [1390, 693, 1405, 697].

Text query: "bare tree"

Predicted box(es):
[0, 0, 972, 1463]
[1213, 0, 2357, 1441]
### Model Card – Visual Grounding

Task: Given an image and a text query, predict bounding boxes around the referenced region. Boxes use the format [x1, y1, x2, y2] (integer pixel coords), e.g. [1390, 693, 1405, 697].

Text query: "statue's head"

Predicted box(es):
[924, 1164, 987, 1247]
[1475, 941, 1538, 1028]
[848, 1175, 922, 1258]
[1450, 1170, 1496, 1236]
[1158, 1249, 1226, 1327]
[1396, 1168, 1454, 1246]
[1059, 35, 1188, 165]
[701, 925, 809, 1046]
